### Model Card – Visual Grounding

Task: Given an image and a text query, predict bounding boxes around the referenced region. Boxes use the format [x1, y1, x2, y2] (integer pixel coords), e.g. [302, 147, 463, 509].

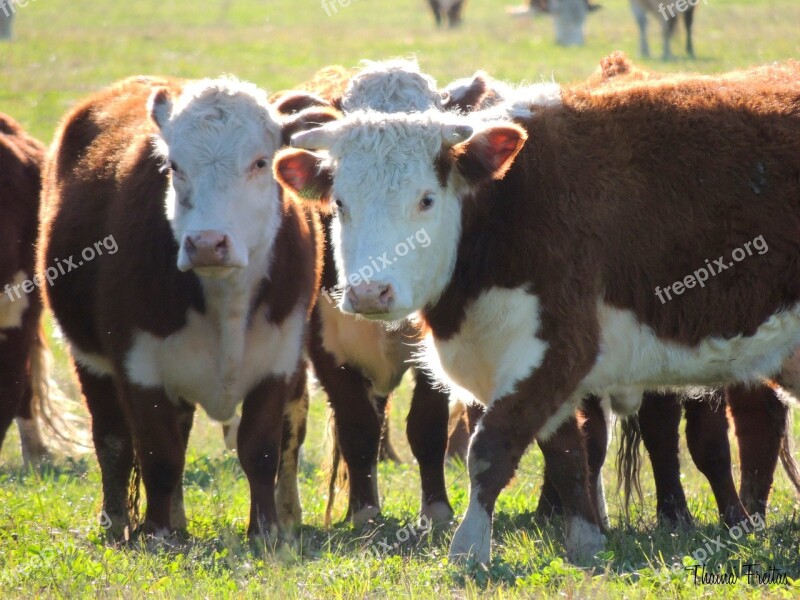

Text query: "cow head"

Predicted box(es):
[552, 0, 588, 47]
[149, 78, 335, 278]
[274, 111, 526, 321]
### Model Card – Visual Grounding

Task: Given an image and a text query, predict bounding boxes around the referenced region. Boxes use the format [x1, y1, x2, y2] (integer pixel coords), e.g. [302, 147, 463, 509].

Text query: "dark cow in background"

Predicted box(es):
[0, 112, 51, 468]
[39, 76, 334, 540]
[278, 61, 800, 565]
[428, 0, 466, 28]
[631, 0, 696, 60]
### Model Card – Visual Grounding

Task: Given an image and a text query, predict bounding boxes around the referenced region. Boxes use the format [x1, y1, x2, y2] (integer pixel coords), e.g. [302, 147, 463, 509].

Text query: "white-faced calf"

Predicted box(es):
[275, 65, 800, 564]
[39, 76, 333, 540]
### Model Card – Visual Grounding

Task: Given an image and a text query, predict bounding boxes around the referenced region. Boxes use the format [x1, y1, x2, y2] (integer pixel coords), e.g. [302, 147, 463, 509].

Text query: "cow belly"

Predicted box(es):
[426, 286, 548, 405]
[580, 302, 800, 394]
[124, 306, 305, 421]
[318, 298, 411, 395]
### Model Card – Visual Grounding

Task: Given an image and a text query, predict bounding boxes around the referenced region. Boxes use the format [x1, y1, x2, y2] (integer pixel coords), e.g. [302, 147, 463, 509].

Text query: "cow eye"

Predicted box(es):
[334, 198, 344, 209]
[169, 161, 185, 180]
[419, 195, 435, 211]
[253, 158, 268, 170]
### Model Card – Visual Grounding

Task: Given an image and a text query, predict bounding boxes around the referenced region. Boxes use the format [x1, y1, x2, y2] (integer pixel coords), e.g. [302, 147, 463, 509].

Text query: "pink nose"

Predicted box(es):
[183, 231, 230, 268]
[346, 281, 395, 314]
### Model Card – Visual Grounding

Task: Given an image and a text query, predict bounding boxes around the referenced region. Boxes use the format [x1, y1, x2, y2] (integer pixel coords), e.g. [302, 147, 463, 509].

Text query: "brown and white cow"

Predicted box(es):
[39, 76, 334, 540]
[275, 65, 800, 564]
[428, 0, 466, 28]
[0, 112, 51, 468]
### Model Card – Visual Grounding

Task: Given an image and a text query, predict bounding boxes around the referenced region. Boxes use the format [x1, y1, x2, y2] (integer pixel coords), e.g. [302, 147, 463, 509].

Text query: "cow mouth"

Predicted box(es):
[191, 265, 240, 279]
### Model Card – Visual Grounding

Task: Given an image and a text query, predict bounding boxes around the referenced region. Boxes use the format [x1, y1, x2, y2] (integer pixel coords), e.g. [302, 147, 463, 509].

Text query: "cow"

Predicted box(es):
[618, 384, 800, 527]
[0, 112, 51, 468]
[275, 63, 800, 564]
[428, 0, 466, 28]
[631, 0, 696, 60]
[0, 1, 14, 40]
[39, 76, 336, 541]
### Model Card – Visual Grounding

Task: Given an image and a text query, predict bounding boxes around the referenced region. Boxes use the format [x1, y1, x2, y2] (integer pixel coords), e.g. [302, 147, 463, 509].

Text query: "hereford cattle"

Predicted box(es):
[0, 112, 51, 468]
[631, 0, 695, 60]
[39, 76, 335, 540]
[619, 385, 800, 527]
[276, 64, 800, 564]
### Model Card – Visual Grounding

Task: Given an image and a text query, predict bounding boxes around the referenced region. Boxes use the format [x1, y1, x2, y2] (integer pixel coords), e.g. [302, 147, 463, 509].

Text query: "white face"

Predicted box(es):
[151, 79, 282, 277]
[330, 131, 462, 320]
[552, 0, 586, 47]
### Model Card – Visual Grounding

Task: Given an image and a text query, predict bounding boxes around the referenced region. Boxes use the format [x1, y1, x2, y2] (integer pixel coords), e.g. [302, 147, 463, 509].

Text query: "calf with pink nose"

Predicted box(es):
[275, 68, 800, 564]
[40, 76, 333, 540]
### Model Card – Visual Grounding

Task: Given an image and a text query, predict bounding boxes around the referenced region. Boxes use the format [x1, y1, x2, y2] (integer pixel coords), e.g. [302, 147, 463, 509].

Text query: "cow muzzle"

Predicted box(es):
[343, 280, 396, 316]
[179, 230, 239, 272]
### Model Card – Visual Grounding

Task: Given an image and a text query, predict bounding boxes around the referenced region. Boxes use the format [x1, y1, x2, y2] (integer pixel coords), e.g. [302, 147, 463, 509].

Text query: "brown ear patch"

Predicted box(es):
[274, 149, 333, 202]
[272, 90, 332, 116]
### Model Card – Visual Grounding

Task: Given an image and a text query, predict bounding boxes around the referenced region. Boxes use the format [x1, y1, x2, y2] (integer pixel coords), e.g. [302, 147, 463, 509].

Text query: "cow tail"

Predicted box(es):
[323, 410, 347, 527]
[779, 409, 800, 499]
[616, 413, 644, 522]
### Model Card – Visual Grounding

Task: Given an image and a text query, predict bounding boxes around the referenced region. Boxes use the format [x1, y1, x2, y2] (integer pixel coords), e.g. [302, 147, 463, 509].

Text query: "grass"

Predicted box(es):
[1, 0, 800, 597]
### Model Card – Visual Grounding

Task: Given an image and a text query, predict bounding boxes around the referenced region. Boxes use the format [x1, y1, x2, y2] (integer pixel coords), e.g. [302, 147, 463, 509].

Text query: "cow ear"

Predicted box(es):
[452, 125, 527, 182]
[272, 90, 331, 116]
[149, 88, 173, 131]
[273, 149, 333, 204]
[279, 107, 341, 146]
[442, 72, 490, 113]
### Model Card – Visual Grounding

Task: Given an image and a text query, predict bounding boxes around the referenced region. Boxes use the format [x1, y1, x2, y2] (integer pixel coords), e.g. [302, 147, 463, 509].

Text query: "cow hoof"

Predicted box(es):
[351, 505, 380, 527]
[564, 516, 605, 565]
[449, 506, 492, 565]
[421, 501, 454, 526]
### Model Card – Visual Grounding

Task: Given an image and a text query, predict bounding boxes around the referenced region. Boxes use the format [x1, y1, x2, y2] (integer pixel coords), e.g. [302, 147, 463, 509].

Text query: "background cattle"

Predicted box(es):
[428, 0, 466, 28]
[0, 112, 49, 468]
[631, 0, 696, 60]
[39, 76, 334, 541]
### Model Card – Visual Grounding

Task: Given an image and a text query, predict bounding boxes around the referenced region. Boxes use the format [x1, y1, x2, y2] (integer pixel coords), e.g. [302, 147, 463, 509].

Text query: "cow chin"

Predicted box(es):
[191, 265, 240, 279]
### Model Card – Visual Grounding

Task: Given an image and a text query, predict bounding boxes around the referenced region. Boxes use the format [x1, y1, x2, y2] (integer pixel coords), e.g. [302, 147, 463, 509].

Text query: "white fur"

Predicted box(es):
[564, 515, 605, 564]
[71, 347, 115, 377]
[608, 388, 644, 416]
[150, 77, 283, 275]
[124, 305, 306, 422]
[423, 287, 548, 406]
[0, 270, 29, 329]
[449, 487, 493, 564]
[579, 302, 800, 395]
[342, 58, 443, 114]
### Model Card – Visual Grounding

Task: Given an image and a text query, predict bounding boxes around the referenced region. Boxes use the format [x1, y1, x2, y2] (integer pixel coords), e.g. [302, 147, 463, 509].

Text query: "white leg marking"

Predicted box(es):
[564, 515, 605, 565]
[449, 488, 492, 565]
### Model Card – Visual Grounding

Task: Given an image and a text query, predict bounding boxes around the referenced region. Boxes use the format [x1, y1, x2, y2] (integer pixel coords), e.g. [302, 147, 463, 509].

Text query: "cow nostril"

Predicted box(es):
[184, 237, 197, 254]
[379, 283, 394, 306]
[215, 236, 229, 256]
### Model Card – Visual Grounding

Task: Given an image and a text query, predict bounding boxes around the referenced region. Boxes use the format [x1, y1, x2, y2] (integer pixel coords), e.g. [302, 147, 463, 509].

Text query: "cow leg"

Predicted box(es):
[536, 396, 608, 522]
[76, 366, 134, 540]
[375, 393, 402, 464]
[684, 392, 747, 526]
[683, 7, 695, 58]
[638, 391, 692, 526]
[450, 393, 603, 565]
[169, 401, 195, 532]
[125, 385, 185, 536]
[661, 17, 676, 61]
[0, 339, 26, 458]
[237, 376, 291, 540]
[631, 3, 650, 58]
[428, 0, 443, 27]
[447, 0, 465, 27]
[447, 400, 485, 462]
[276, 369, 309, 531]
[580, 395, 610, 528]
[727, 383, 785, 519]
[406, 369, 453, 525]
[309, 315, 381, 525]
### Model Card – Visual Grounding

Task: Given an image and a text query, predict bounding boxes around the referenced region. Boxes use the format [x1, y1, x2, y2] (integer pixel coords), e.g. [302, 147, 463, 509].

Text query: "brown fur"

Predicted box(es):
[0, 112, 47, 465]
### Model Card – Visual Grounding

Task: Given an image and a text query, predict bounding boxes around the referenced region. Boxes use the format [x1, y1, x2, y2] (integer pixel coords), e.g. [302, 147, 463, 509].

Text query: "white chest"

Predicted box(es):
[425, 287, 548, 405]
[124, 306, 305, 422]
